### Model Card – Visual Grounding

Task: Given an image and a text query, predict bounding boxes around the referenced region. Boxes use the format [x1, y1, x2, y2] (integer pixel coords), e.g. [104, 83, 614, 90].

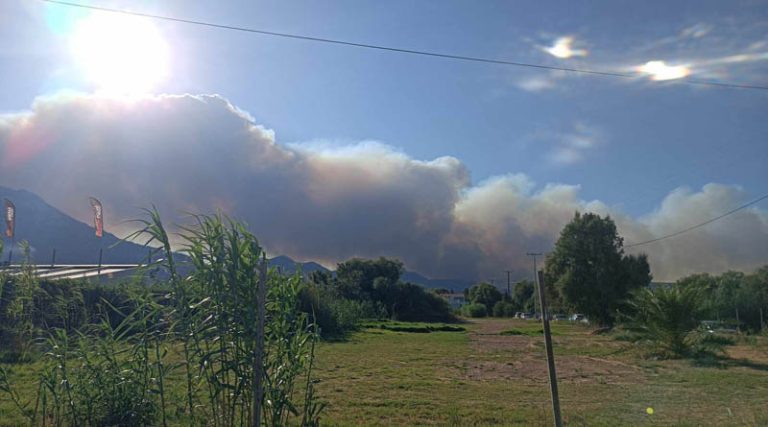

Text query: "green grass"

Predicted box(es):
[3, 318, 768, 426]
[361, 320, 465, 333]
[499, 328, 561, 336]
[311, 318, 768, 426]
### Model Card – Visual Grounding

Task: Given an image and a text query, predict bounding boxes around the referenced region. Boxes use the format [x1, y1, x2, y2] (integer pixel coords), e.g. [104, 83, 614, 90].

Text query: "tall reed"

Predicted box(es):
[0, 209, 324, 426]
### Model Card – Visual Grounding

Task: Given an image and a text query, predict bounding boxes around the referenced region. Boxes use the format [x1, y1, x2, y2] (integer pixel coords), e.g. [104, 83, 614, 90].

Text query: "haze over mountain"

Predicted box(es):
[0, 186, 148, 265]
[1, 186, 475, 289]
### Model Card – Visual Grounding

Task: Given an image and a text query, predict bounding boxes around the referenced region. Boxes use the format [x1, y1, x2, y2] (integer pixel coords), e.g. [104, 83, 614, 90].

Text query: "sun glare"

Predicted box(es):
[70, 12, 170, 95]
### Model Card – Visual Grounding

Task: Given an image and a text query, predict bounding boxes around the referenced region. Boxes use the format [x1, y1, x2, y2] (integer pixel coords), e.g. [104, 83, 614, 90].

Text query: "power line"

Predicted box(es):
[41, 0, 768, 91]
[625, 192, 768, 248]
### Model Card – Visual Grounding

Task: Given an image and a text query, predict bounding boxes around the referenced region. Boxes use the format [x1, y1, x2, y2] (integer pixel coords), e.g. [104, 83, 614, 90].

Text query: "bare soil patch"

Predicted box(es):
[460, 318, 645, 385]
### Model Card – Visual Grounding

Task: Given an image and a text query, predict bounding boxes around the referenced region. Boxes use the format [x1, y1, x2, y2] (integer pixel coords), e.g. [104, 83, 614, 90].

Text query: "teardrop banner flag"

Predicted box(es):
[3, 198, 15, 238]
[89, 197, 103, 238]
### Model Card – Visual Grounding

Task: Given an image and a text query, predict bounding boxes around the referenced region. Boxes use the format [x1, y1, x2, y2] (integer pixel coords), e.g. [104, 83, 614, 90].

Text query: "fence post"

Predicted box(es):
[253, 257, 267, 427]
[537, 270, 562, 427]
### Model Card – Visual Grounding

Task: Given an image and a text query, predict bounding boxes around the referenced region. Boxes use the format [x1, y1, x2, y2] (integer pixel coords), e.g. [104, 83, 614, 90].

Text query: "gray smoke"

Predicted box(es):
[1, 93, 766, 281]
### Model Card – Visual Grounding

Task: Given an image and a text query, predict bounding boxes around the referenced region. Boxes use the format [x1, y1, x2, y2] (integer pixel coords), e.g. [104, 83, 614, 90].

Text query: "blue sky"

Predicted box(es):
[3, 0, 766, 215]
[1, 0, 767, 279]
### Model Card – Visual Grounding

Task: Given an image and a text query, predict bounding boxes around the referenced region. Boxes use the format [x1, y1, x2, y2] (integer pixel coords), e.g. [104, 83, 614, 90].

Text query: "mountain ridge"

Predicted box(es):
[1, 186, 149, 264]
[1, 186, 471, 290]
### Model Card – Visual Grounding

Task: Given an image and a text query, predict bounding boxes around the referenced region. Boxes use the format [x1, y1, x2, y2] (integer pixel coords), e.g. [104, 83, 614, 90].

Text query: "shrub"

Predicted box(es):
[492, 301, 516, 317]
[299, 283, 384, 338]
[467, 283, 502, 312]
[463, 303, 488, 318]
[621, 286, 727, 358]
[392, 283, 455, 322]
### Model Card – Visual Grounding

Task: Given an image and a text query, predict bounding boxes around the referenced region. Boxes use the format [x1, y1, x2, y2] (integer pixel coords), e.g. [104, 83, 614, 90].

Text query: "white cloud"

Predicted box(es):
[543, 36, 588, 59]
[517, 22, 767, 91]
[516, 76, 557, 92]
[636, 60, 692, 81]
[680, 23, 712, 39]
[544, 122, 601, 165]
[1, 93, 766, 282]
[550, 147, 583, 165]
[514, 70, 568, 92]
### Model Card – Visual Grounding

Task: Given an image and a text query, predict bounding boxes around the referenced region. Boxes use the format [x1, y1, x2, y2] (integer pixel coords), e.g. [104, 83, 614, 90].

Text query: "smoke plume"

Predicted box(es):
[1, 93, 766, 281]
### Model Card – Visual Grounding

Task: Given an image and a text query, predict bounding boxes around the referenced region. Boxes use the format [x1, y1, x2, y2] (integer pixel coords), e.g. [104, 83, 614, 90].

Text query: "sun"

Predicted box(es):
[70, 12, 170, 95]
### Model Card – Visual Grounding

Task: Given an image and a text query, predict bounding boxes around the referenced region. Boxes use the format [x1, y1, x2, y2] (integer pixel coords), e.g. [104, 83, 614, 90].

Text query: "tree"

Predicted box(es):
[308, 270, 334, 287]
[678, 267, 768, 331]
[467, 282, 502, 312]
[545, 212, 651, 326]
[677, 273, 719, 319]
[335, 257, 403, 300]
[622, 286, 718, 358]
[462, 303, 487, 318]
[511, 280, 536, 313]
[715, 271, 745, 322]
[328, 257, 455, 322]
[492, 300, 515, 317]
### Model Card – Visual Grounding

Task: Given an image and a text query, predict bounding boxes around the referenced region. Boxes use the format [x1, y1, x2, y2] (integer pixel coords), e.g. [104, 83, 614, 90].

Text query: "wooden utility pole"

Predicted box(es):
[527, 252, 562, 427]
[505, 270, 512, 297]
[526, 252, 542, 315]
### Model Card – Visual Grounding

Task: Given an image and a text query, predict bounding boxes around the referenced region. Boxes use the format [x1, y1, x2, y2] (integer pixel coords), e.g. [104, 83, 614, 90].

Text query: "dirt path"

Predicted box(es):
[459, 318, 644, 385]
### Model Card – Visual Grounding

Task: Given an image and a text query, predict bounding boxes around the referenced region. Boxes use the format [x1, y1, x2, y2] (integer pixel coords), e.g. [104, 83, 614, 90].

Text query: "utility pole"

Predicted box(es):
[505, 270, 512, 297]
[526, 252, 543, 315]
[527, 252, 562, 427]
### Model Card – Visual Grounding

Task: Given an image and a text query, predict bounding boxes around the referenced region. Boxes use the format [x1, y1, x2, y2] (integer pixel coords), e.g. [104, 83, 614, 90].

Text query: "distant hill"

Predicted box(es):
[1, 186, 474, 289]
[401, 271, 473, 292]
[268, 255, 330, 275]
[0, 186, 149, 264]
[268, 256, 472, 290]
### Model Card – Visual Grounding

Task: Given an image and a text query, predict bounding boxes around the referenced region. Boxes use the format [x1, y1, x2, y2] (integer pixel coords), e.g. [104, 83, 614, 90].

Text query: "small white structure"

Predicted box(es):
[442, 293, 467, 309]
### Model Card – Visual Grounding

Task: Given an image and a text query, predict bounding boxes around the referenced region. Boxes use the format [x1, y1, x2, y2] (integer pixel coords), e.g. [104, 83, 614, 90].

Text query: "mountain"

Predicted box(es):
[0, 186, 149, 264]
[401, 271, 473, 292]
[268, 255, 330, 275]
[270, 256, 472, 291]
[1, 186, 472, 289]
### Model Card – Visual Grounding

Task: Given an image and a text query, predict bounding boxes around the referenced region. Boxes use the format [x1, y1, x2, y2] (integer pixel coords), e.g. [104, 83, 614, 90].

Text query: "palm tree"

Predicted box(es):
[622, 286, 706, 357]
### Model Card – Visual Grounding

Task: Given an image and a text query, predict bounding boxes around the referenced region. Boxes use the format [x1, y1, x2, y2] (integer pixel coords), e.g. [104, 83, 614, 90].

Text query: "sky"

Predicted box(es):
[1, 0, 767, 282]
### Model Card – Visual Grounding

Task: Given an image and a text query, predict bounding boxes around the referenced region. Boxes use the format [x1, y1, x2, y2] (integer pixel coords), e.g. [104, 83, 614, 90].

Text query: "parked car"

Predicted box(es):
[701, 320, 739, 334]
[570, 314, 589, 323]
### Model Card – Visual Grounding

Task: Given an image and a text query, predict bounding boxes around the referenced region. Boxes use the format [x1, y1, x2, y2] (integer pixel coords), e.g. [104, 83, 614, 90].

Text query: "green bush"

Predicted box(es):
[299, 283, 386, 338]
[467, 283, 502, 312]
[621, 286, 728, 358]
[492, 301, 516, 317]
[463, 303, 487, 318]
[311, 258, 456, 324]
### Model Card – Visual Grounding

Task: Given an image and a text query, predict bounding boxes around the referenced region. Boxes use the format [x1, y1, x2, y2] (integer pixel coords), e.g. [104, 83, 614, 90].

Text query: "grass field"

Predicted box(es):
[312, 318, 768, 426]
[2, 318, 768, 426]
